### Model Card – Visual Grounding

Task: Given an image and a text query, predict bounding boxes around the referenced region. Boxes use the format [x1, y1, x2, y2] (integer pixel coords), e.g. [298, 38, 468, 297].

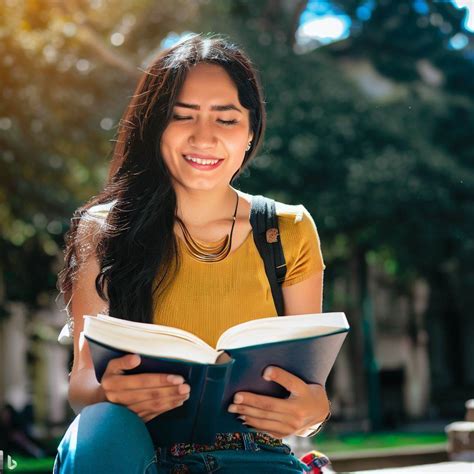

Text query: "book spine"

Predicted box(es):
[191, 362, 233, 444]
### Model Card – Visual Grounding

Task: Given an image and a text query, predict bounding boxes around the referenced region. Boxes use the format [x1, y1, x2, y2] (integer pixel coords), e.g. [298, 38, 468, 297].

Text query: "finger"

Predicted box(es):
[239, 415, 292, 438]
[228, 403, 291, 425]
[232, 392, 289, 414]
[262, 366, 306, 396]
[139, 410, 160, 423]
[138, 410, 161, 424]
[103, 371, 185, 391]
[106, 383, 190, 405]
[134, 394, 190, 422]
[265, 432, 286, 439]
[128, 392, 189, 415]
[103, 354, 186, 389]
[142, 414, 157, 423]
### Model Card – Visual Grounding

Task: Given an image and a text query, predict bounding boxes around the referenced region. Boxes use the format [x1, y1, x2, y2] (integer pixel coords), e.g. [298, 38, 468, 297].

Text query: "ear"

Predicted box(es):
[248, 131, 254, 142]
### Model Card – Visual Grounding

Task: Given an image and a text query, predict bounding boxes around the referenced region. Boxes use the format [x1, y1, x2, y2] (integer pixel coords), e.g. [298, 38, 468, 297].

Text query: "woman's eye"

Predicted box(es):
[172, 114, 238, 126]
[218, 119, 238, 126]
[172, 114, 191, 121]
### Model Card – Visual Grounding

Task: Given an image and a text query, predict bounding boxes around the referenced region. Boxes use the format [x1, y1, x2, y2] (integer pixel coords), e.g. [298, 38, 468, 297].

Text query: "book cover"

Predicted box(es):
[84, 312, 349, 446]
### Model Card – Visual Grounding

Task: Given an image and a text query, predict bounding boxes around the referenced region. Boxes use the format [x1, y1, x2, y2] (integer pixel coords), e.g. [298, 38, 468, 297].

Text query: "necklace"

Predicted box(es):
[175, 192, 240, 262]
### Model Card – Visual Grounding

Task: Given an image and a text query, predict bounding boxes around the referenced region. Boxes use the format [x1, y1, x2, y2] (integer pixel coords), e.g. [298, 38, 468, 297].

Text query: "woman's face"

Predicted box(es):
[160, 62, 254, 192]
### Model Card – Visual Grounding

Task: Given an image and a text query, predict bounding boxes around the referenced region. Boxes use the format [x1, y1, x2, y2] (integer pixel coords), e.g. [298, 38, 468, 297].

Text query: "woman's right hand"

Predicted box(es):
[101, 353, 191, 423]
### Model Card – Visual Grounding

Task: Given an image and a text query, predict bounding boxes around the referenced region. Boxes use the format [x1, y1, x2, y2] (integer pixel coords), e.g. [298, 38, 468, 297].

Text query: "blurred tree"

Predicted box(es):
[195, 0, 474, 416]
[1, 0, 473, 421]
[0, 0, 205, 312]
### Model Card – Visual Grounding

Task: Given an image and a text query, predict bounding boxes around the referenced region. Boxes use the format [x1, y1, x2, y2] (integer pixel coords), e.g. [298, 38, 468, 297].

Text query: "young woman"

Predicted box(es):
[54, 32, 330, 473]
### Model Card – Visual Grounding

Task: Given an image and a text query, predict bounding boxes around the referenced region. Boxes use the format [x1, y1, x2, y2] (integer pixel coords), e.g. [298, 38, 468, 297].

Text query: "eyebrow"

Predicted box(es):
[174, 101, 242, 114]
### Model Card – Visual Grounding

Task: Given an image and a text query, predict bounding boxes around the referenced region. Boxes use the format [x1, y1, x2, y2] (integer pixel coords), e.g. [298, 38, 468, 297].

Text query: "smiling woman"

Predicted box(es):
[161, 63, 253, 192]
[54, 32, 328, 473]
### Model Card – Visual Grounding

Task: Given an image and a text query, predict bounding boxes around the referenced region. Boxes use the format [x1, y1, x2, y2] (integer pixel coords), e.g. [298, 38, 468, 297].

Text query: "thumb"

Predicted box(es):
[106, 354, 141, 375]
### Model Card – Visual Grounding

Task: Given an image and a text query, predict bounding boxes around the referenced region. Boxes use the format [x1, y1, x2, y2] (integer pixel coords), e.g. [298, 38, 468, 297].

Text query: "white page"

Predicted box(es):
[83, 316, 220, 364]
[216, 312, 349, 350]
[83, 312, 349, 361]
[91, 314, 213, 349]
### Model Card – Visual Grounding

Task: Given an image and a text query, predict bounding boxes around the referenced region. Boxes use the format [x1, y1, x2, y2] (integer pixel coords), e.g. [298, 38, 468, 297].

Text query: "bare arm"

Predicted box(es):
[281, 270, 323, 316]
[69, 368, 106, 415]
[66, 214, 190, 421]
[282, 270, 329, 436]
[67, 218, 109, 414]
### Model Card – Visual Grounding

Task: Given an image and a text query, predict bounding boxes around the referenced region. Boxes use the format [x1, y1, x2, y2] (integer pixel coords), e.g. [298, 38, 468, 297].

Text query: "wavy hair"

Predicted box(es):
[56, 32, 267, 326]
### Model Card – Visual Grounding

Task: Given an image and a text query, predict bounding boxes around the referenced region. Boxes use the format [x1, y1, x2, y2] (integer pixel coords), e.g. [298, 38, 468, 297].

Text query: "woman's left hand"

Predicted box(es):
[227, 365, 330, 439]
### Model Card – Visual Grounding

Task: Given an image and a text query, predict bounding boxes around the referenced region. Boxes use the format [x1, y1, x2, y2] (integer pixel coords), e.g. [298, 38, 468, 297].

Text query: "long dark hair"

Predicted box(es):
[56, 32, 267, 325]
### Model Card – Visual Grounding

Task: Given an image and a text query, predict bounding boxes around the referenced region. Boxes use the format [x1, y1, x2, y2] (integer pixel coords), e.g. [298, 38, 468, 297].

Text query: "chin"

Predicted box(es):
[173, 177, 225, 192]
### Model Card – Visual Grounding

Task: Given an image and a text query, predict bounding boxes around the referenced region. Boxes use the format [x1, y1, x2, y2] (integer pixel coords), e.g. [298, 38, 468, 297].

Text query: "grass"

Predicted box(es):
[3, 456, 54, 473]
[310, 431, 447, 454]
[7, 432, 448, 472]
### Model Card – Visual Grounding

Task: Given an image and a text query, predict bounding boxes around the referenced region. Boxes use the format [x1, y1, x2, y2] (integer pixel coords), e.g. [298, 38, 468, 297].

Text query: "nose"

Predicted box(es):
[189, 120, 217, 149]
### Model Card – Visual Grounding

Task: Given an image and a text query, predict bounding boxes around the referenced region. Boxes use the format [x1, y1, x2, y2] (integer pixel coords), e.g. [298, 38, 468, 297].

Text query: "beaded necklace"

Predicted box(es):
[175, 192, 239, 262]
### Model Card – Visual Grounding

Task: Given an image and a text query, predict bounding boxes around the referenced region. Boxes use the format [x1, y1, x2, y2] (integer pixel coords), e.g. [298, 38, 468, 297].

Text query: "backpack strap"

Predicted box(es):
[249, 195, 287, 316]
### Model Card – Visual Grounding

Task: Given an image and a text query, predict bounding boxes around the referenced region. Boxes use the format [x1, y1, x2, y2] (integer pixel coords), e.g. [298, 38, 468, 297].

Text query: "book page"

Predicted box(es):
[216, 312, 349, 350]
[94, 314, 213, 350]
[84, 315, 220, 364]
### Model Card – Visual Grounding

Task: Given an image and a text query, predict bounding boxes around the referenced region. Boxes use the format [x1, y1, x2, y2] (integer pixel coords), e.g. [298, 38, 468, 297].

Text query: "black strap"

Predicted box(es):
[249, 195, 287, 316]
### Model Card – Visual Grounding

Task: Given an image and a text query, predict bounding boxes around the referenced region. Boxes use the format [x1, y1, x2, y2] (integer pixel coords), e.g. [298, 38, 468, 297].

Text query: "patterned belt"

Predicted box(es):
[166, 431, 288, 458]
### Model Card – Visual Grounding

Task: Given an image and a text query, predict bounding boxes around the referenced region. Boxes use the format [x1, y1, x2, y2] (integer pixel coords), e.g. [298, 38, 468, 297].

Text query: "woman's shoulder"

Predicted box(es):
[272, 198, 326, 281]
[274, 200, 308, 223]
[76, 200, 118, 242]
[73, 200, 118, 265]
[239, 190, 312, 224]
[246, 192, 322, 251]
[86, 199, 118, 220]
[273, 199, 320, 245]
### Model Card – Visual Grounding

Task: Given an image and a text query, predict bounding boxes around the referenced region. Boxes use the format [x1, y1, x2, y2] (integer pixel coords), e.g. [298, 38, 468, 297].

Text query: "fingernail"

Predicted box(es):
[234, 394, 243, 404]
[263, 367, 273, 380]
[168, 375, 184, 384]
[228, 404, 238, 413]
[178, 384, 190, 394]
[238, 415, 246, 421]
[131, 355, 140, 364]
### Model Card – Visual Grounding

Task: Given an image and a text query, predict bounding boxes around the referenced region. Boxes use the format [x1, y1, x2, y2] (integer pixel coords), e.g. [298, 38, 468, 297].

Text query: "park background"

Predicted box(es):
[0, 0, 473, 472]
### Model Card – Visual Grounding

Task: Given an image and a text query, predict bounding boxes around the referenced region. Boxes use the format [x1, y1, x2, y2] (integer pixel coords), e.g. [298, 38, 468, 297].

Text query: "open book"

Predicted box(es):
[83, 312, 349, 446]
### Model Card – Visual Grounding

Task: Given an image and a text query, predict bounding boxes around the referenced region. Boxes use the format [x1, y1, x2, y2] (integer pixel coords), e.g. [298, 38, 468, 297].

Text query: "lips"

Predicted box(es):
[182, 154, 224, 171]
[182, 153, 223, 161]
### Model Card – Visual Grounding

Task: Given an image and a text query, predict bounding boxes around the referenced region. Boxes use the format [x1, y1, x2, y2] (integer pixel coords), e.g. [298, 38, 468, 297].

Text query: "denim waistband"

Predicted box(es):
[159, 431, 290, 458]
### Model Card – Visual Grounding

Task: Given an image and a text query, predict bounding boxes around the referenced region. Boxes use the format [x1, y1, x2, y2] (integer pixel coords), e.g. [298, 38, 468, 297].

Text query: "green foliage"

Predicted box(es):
[312, 430, 447, 453]
[1, 0, 473, 320]
[0, 0, 206, 306]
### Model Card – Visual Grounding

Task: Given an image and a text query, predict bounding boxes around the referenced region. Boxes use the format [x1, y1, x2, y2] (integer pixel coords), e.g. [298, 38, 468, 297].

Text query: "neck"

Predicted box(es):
[174, 184, 238, 228]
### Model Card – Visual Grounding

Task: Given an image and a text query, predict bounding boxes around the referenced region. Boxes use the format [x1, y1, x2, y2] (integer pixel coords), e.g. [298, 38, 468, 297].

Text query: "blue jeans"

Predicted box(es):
[53, 402, 311, 473]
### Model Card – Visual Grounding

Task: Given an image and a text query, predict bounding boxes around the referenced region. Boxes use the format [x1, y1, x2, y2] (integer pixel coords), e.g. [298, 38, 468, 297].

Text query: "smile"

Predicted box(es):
[182, 154, 224, 170]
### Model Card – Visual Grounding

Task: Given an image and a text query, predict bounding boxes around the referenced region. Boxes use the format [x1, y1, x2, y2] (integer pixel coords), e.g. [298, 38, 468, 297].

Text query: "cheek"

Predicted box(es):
[160, 126, 174, 150]
[224, 127, 250, 151]
[160, 127, 181, 159]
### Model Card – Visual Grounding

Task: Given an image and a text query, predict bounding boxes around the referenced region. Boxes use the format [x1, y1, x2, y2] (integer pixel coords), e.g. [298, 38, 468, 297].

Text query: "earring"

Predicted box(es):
[245, 141, 252, 151]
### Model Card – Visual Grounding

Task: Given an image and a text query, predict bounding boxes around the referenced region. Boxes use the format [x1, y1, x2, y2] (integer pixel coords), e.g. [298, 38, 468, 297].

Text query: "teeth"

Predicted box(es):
[184, 155, 219, 165]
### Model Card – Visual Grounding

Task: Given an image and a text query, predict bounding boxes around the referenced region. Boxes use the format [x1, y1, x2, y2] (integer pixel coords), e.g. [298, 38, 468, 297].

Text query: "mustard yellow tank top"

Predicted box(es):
[87, 195, 326, 348]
